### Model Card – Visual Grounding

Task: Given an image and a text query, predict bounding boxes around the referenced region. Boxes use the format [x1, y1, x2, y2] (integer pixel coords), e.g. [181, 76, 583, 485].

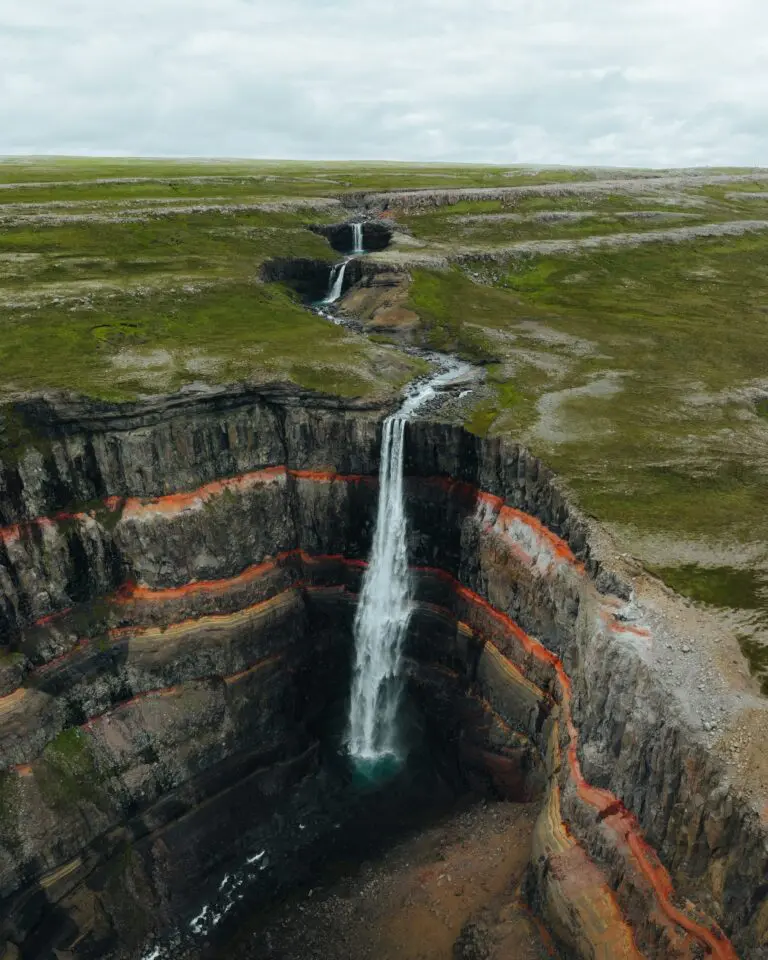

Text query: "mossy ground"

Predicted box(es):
[3, 157, 768, 682]
[396, 181, 768, 679]
[0, 174, 426, 402]
[37, 727, 108, 810]
[1, 281, 404, 401]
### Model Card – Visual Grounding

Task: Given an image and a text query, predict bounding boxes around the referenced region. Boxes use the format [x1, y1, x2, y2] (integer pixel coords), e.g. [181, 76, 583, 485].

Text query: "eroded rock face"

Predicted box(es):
[0, 391, 765, 959]
[309, 221, 393, 253]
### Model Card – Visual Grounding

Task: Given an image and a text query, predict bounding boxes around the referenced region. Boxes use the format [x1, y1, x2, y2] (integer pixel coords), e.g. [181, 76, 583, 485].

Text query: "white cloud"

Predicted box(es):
[0, 0, 766, 166]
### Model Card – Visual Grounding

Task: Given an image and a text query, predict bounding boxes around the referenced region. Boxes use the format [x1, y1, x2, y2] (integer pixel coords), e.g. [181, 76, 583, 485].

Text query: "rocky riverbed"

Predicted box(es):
[216, 798, 554, 960]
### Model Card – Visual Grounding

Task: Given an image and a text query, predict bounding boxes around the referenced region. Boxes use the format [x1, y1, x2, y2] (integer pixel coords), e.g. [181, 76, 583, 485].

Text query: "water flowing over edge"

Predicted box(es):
[351, 223, 364, 255]
[346, 357, 473, 767]
[323, 259, 349, 304]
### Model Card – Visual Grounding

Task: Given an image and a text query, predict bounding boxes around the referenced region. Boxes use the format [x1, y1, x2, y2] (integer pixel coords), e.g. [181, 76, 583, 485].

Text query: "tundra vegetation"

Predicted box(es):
[2, 155, 768, 688]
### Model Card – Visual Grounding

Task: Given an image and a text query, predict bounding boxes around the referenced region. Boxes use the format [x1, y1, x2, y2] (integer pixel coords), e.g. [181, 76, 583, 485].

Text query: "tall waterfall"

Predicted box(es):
[351, 223, 364, 255]
[323, 260, 349, 304]
[347, 359, 472, 765]
[346, 415, 411, 762]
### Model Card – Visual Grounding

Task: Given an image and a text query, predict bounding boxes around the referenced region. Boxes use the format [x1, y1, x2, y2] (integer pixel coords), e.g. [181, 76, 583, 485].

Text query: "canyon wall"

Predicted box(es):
[0, 390, 765, 959]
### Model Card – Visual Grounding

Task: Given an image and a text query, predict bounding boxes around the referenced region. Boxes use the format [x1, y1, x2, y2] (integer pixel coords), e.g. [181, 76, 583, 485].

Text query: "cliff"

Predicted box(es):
[0, 388, 765, 959]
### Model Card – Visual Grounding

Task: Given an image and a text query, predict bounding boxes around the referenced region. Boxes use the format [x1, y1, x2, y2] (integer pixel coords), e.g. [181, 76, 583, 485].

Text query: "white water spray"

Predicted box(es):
[323, 260, 349, 304]
[347, 360, 472, 764]
[351, 223, 364, 255]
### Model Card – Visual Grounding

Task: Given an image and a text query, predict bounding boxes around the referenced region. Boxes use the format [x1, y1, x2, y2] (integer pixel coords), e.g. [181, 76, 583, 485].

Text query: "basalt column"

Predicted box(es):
[0, 394, 763, 959]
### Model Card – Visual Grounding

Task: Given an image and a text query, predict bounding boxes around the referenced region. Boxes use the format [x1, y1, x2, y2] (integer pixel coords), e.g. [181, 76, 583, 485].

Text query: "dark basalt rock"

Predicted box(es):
[0, 388, 764, 960]
[308, 220, 393, 254]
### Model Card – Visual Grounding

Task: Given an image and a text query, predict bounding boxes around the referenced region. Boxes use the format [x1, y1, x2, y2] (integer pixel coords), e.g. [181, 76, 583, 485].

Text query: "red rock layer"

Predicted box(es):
[0, 470, 737, 958]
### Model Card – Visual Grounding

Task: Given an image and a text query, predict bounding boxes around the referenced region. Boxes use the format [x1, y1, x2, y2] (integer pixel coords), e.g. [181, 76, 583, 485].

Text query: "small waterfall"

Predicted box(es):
[347, 359, 473, 766]
[351, 222, 364, 255]
[323, 259, 349, 304]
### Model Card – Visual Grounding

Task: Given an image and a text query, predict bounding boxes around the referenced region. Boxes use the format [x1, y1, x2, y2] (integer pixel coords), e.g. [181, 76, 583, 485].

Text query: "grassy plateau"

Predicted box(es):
[2, 156, 768, 686]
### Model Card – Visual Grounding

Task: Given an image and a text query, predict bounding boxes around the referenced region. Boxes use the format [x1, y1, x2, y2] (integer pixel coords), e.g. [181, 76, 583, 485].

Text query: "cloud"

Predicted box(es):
[0, 0, 766, 166]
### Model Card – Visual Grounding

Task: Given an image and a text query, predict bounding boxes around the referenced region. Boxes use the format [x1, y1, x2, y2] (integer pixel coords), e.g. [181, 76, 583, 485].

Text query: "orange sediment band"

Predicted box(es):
[290, 469, 374, 484]
[498, 505, 583, 571]
[0, 514, 83, 547]
[609, 621, 652, 638]
[411, 572, 735, 958]
[121, 467, 288, 519]
[478, 622, 735, 957]
[224, 653, 283, 685]
[110, 588, 302, 643]
[32, 608, 73, 628]
[115, 550, 366, 606]
[5, 470, 573, 578]
[120, 468, 375, 520]
[3, 474, 733, 952]
[0, 687, 27, 714]
[116, 556, 285, 604]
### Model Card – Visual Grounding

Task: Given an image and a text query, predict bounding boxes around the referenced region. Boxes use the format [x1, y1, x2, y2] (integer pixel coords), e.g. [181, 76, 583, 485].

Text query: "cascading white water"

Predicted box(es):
[351, 222, 364, 255]
[323, 260, 349, 304]
[347, 359, 472, 765]
[346, 415, 411, 762]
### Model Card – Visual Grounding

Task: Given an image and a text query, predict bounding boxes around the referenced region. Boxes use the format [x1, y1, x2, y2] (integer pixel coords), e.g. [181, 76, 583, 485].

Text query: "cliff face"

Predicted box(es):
[0, 391, 765, 960]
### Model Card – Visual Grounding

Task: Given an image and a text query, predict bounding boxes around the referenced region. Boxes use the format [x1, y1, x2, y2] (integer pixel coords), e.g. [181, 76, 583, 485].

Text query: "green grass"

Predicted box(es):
[37, 727, 108, 810]
[0, 158, 597, 203]
[406, 267, 526, 361]
[401, 235, 768, 689]
[648, 564, 765, 609]
[404, 234, 768, 547]
[399, 203, 720, 248]
[0, 172, 426, 404]
[0, 281, 415, 401]
[0, 209, 335, 287]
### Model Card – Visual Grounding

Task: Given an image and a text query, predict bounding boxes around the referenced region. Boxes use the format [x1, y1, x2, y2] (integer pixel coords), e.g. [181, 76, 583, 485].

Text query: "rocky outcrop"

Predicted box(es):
[355, 173, 768, 213]
[309, 221, 393, 253]
[0, 390, 765, 959]
[257, 257, 336, 300]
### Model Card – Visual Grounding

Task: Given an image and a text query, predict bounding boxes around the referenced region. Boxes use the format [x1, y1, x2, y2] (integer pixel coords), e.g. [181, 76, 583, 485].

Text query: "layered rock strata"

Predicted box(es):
[308, 220, 393, 253]
[0, 393, 765, 959]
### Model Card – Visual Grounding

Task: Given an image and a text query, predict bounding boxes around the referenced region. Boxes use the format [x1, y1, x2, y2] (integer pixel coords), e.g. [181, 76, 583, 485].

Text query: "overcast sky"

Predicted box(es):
[1, 0, 767, 167]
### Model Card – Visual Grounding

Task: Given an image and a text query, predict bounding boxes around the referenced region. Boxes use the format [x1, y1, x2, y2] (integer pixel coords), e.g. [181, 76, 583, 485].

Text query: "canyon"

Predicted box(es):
[0, 374, 765, 959]
[2, 160, 768, 960]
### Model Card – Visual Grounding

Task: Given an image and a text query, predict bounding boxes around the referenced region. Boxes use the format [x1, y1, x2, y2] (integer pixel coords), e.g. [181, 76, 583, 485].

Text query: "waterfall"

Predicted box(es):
[347, 359, 473, 765]
[323, 260, 349, 304]
[351, 222, 364, 255]
[347, 414, 411, 762]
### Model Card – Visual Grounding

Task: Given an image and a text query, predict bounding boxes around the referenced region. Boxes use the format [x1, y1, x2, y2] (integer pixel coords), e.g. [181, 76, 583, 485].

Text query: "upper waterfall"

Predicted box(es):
[351, 223, 364, 255]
